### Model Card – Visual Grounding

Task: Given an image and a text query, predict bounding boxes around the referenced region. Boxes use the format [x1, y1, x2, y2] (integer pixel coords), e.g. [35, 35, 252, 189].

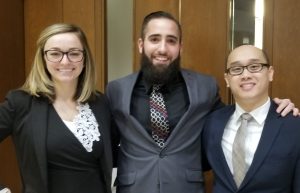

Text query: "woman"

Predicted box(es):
[0, 23, 112, 193]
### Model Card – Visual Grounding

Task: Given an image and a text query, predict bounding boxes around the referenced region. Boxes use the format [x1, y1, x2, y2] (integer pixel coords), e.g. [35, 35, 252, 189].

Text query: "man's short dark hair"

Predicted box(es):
[140, 11, 182, 42]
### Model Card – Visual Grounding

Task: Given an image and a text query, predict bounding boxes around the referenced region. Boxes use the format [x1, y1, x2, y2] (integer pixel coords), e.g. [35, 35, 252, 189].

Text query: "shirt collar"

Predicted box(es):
[235, 97, 271, 125]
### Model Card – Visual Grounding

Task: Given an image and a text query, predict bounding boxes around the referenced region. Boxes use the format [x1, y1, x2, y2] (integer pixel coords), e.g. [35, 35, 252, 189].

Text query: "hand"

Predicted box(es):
[0, 188, 11, 193]
[273, 98, 300, 116]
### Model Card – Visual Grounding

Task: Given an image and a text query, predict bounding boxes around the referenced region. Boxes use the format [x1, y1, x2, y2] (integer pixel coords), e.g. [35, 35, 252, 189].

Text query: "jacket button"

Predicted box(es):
[159, 153, 165, 158]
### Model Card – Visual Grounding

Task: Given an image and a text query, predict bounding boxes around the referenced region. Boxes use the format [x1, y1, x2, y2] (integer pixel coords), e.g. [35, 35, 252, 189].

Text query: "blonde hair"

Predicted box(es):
[21, 23, 96, 102]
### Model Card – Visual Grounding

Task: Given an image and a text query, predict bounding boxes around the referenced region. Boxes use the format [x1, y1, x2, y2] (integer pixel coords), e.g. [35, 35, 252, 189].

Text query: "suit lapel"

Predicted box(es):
[122, 73, 158, 147]
[30, 97, 49, 188]
[122, 73, 139, 114]
[213, 106, 239, 191]
[173, 70, 198, 126]
[163, 70, 195, 145]
[181, 70, 197, 111]
[89, 99, 113, 192]
[241, 102, 282, 188]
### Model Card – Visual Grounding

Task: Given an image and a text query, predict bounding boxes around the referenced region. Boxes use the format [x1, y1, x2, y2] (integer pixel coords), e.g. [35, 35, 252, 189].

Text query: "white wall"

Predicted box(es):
[107, 0, 133, 82]
[107, 2, 134, 191]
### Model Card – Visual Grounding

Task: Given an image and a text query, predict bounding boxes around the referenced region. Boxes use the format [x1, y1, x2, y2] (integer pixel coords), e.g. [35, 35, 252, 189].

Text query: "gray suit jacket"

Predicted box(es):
[106, 69, 222, 193]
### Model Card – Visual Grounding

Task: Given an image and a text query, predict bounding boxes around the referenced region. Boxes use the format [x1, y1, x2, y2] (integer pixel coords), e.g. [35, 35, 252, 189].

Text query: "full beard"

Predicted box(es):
[141, 52, 181, 85]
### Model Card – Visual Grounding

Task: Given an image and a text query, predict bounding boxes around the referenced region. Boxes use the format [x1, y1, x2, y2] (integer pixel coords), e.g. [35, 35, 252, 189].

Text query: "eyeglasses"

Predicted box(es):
[44, 50, 84, 63]
[226, 63, 270, 76]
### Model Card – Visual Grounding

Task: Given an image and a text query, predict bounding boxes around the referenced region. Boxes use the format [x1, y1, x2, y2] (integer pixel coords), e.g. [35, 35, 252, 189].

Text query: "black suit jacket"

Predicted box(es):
[202, 101, 300, 193]
[0, 90, 113, 193]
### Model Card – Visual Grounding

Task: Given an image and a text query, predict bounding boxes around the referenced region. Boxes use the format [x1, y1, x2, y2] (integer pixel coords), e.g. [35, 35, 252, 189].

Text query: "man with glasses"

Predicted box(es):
[226, 63, 270, 76]
[202, 45, 300, 193]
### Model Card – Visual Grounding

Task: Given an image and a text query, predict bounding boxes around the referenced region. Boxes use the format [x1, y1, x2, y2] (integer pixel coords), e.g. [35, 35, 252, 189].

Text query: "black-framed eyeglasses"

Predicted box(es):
[226, 63, 270, 76]
[44, 50, 85, 63]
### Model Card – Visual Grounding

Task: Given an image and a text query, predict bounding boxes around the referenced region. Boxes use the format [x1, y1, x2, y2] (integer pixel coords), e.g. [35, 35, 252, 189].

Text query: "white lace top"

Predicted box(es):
[63, 103, 101, 152]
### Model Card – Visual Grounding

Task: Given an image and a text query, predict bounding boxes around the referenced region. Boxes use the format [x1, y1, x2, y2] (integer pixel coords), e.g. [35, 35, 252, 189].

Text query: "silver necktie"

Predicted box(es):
[232, 113, 252, 187]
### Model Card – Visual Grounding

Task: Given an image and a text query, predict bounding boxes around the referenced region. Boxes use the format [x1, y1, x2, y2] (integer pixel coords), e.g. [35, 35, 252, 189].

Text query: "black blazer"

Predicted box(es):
[0, 90, 113, 193]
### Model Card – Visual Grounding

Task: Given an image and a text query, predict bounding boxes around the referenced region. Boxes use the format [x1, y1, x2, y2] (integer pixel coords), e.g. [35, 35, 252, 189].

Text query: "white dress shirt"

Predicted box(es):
[222, 98, 271, 174]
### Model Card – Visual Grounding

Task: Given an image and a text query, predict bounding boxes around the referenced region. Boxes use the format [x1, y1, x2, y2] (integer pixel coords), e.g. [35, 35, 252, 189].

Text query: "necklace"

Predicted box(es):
[53, 100, 79, 121]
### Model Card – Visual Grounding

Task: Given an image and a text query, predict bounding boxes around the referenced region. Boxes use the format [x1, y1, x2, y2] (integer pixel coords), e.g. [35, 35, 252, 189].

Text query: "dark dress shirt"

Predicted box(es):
[130, 73, 190, 136]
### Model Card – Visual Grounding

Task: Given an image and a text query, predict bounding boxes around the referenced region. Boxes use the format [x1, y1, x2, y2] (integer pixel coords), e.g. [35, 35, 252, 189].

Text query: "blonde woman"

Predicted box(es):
[0, 24, 112, 193]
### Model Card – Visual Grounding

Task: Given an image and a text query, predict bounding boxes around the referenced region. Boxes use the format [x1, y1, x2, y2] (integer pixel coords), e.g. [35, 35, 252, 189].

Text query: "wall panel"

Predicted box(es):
[181, 0, 230, 103]
[0, 1, 24, 193]
[24, 0, 63, 75]
[270, 0, 300, 106]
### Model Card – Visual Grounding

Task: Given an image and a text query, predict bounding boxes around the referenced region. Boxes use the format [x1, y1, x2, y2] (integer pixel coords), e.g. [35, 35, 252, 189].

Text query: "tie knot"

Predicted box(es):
[241, 113, 252, 121]
[152, 84, 162, 92]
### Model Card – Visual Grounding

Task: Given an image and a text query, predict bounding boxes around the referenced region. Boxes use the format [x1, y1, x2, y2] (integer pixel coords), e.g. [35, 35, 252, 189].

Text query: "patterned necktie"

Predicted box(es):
[150, 85, 170, 148]
[232, 113, 252, 187]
